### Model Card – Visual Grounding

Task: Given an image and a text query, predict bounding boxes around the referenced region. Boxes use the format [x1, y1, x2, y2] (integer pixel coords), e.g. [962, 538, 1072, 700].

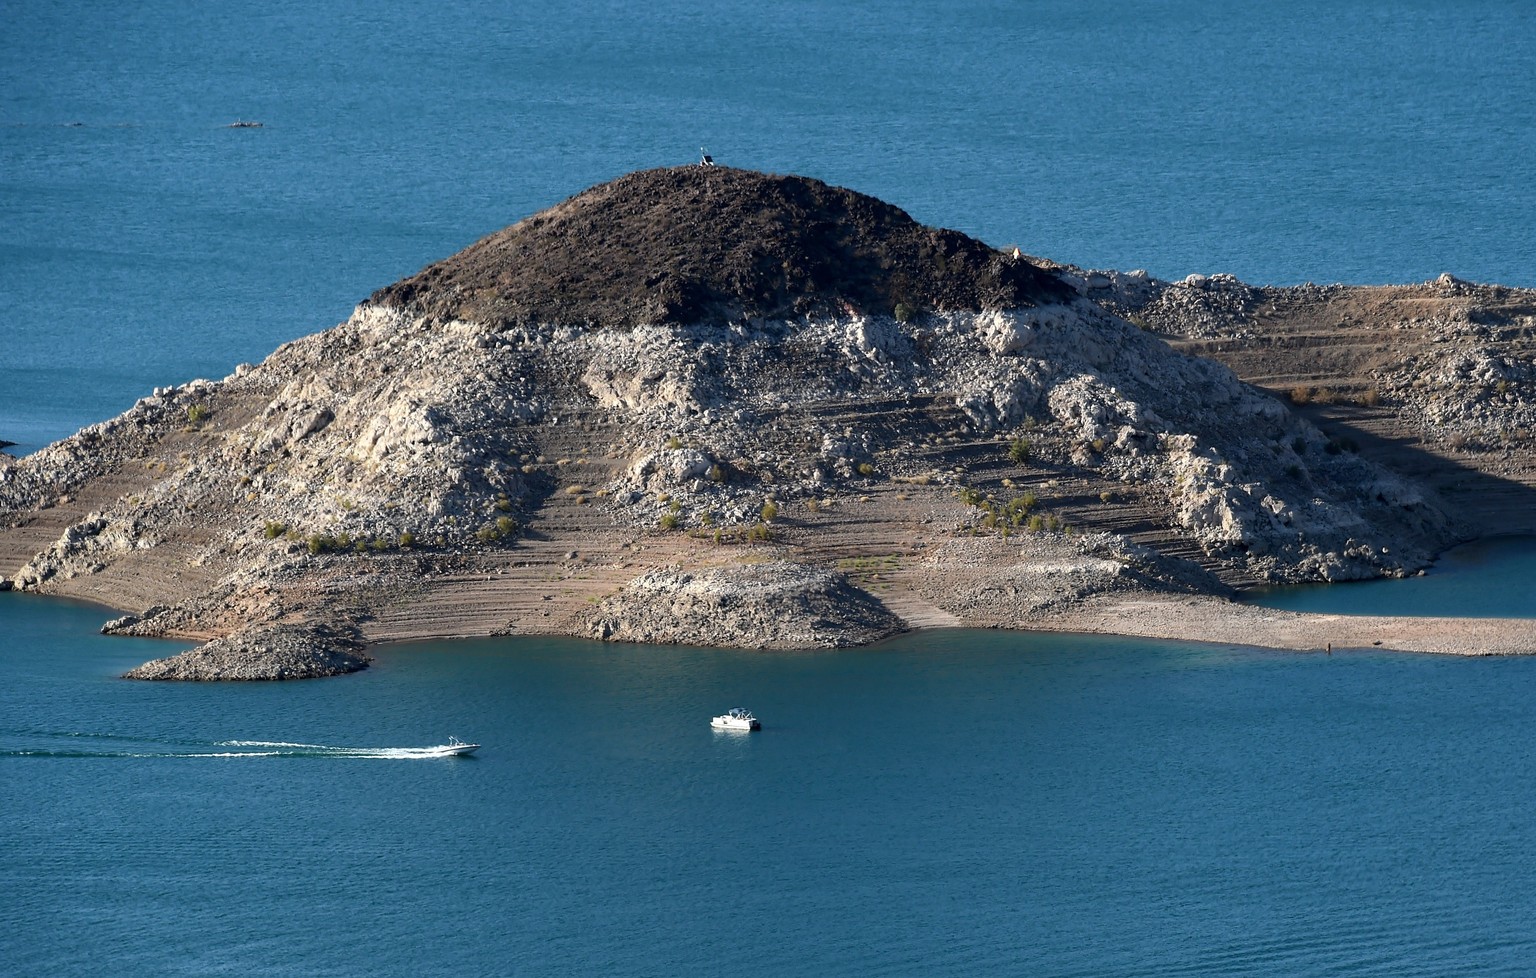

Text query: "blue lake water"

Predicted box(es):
[5, 0, 1536, 449]
[7, 2, 1536, 973]
[5, 591, 1536, 977]
[1249, 536, 1536, 618]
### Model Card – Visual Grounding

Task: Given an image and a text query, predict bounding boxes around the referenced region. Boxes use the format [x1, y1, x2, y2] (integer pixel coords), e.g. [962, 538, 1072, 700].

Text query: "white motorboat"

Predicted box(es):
[711, 708, 761, 731]
[426, 736, 480, 756]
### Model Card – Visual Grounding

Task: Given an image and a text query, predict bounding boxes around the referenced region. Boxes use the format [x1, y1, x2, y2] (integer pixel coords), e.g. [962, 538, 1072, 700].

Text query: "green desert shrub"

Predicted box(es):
[475, 516, 520, 544]
[1003, 493, 1037, 524]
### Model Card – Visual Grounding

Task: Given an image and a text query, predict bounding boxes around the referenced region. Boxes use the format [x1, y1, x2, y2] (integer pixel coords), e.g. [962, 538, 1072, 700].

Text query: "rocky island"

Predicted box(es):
[3, 167, 1534, 678]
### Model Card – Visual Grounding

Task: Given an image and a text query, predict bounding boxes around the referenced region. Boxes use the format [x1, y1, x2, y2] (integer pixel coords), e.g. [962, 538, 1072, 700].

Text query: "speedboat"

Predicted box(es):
[711, 708, 761, 731]
[426, 736, 480, 756]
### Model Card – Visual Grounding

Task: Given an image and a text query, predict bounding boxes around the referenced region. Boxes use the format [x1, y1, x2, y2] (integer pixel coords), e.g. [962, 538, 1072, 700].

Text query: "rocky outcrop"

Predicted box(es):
[1082, 268, 1536, 453]
[584, 562, 902, 649]
[4, 167, 1525, 678]
[1079, 266, 1536, 539]
[122, 624, 370, 681]
[370, 167, 1074, 328]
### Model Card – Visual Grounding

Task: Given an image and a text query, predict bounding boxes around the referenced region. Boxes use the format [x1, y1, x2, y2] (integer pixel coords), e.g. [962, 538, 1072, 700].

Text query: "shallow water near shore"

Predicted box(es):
[1247, 535, 1536, 618]
[5, 591, 1536, 976]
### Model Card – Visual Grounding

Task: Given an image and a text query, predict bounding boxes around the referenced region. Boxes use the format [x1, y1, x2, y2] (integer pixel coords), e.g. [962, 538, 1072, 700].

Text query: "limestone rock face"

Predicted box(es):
[585, 562, 902, 649]
[626, 449, 715, 491]
[123, 624, 370, 681]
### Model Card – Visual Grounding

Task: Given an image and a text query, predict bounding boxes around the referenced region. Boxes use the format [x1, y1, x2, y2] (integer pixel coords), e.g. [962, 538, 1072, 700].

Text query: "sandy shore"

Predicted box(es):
[1043, 593, 1536, 656]
[15, 500, 1533, 665]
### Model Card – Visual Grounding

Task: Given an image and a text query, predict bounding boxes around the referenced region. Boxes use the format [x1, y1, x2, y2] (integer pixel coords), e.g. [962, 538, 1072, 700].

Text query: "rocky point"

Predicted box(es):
[2, 167, 1532, 678]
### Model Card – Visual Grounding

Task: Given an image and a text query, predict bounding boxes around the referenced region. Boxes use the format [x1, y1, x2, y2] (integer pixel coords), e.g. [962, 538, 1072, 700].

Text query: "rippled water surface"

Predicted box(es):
[5, 593, 1536, 976]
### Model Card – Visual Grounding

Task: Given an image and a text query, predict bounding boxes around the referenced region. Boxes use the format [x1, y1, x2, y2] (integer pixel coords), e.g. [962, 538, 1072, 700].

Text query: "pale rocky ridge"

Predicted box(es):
[2, 167, 1530, 678]
[1069, 263, 1536, 538]
[584, 561, 901, 648]
[121, 623, 370, 681]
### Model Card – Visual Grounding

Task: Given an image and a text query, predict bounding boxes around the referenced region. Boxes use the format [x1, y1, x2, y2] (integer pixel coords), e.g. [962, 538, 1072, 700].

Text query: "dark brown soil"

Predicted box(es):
[371, 166, 1074, 328]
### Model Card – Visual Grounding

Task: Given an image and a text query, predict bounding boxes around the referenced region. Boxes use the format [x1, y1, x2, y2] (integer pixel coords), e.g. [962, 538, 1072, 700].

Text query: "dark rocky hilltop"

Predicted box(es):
[3, 166, 1534, 679]
[371, 167, 1074, 328]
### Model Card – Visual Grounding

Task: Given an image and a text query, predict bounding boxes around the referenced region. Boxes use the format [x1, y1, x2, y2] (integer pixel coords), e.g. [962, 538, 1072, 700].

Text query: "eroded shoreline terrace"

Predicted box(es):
[2, 168, 1533, 678]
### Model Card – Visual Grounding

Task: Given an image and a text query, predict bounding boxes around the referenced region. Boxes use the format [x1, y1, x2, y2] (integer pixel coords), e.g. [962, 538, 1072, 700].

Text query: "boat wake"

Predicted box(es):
[215, 740, 479, 759]
[0, 731, 478, 759]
